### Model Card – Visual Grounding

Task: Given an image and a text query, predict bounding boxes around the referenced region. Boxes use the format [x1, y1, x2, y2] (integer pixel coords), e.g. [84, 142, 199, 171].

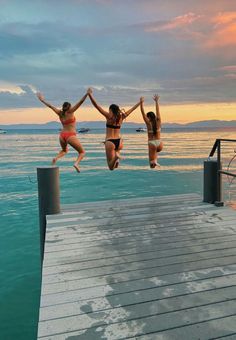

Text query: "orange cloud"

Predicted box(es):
[204, 12, 236, 48]
[213, 12, 236, 25]
[145, 13, 202, 33]
[219, 65, 236, 72]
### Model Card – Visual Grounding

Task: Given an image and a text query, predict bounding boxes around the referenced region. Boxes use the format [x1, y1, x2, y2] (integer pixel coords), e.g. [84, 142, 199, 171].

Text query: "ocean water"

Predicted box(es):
[1, 128, 236, 340]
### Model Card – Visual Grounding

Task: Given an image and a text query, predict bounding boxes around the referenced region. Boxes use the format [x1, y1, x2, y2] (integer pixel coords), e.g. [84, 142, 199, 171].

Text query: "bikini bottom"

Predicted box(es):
[60, 131, 76, 143]
[148, 139, 162, 148]
[106, 138, 121, 151]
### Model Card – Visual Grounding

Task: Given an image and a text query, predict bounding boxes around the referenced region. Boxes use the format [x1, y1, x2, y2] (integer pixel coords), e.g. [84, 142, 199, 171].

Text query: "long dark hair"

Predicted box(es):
[147, 111, 157, 134]
[109, 104, 122, 124]
[61, 102, 71, 117]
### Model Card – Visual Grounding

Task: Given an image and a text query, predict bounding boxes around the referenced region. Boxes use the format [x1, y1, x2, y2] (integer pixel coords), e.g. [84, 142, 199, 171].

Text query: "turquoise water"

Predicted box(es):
[1, 128, 236, 340]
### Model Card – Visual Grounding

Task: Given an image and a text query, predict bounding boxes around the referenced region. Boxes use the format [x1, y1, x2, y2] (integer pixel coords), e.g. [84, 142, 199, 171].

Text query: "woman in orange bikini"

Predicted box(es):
[36, 92, 88, 172]
[87, 88, 141, 170]
[140, 95, 163, 168]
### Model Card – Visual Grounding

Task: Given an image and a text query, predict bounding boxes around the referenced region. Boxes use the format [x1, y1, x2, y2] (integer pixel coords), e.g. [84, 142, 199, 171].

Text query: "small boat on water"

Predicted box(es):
[136, 127, 147, 132]
[0, 129, 6, 134]
[78, 128, 90, 133]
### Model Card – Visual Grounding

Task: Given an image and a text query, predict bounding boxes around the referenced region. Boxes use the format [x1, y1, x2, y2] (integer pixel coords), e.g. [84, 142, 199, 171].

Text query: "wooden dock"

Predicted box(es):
[37, 193, 236, 339]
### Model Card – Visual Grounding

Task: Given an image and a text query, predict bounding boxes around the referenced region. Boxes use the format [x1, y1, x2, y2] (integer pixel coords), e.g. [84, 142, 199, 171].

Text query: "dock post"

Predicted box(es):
[37, 166, 60, 263]
[203, 160, 220, 204]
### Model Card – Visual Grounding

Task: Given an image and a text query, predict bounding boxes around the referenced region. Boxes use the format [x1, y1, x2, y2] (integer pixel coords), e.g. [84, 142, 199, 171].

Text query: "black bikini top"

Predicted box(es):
[106, 124, 121, 129]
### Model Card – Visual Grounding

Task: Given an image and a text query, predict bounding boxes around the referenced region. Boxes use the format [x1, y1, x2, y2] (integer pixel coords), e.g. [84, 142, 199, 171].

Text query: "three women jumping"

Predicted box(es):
[36, 89, 163, 171]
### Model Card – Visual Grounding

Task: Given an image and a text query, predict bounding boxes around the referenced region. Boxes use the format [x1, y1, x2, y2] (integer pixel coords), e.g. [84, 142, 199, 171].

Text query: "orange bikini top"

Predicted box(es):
[60, 116, 76, 125]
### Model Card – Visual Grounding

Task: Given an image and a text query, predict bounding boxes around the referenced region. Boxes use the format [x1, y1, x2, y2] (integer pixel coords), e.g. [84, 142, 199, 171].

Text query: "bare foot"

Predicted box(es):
[150, 162, 156, 168]
[112, 153, 120, 169]
[73, 164, 80, 173]
[114, 159, 119, 168]
[150, 162, 161, 169]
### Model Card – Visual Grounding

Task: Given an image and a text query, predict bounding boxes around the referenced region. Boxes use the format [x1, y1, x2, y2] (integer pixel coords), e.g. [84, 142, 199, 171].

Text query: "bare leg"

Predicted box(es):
[105, 141, 120, 170]
[67, 136, 85, 173]
[148, 144, 158, 168]
[52, 138, 68, 165]
[148, 142, 163, 168]
[155, 143, 163, 167]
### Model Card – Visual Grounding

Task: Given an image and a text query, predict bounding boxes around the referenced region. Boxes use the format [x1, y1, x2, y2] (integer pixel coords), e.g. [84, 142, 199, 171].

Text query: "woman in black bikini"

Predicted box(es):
[87, 88, 141, 170]
[36, 92, 88, 172]
[140, 95, 163, 168]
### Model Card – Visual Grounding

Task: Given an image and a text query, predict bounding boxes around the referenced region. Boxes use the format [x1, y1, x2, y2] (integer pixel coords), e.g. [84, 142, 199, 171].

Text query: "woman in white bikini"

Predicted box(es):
[36, 92, 88, 172]
[140, 95, 163, 168]
[87, 88, 141, 170]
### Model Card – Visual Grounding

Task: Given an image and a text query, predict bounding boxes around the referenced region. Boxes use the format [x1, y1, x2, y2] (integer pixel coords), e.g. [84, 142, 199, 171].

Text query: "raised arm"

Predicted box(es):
[153, 94, 161, 125]
[36, 92, 61, 115]
[87, 88, 111, 118]
[140, 97, 149, 124]
[124, 100, 141, 117]
[69, 93, 88, 113]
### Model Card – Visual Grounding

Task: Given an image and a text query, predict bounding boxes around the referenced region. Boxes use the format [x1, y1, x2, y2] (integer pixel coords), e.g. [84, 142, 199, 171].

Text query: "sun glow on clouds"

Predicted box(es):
[1, 1, 236, 124]
[1, 102, 236, 125]
[144, 10, 236, 49]
[205, 12, 236, 48]
[145, 12, 202, 33]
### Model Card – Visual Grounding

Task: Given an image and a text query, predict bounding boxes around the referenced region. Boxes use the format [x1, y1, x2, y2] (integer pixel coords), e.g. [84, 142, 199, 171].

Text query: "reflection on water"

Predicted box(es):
[0, 128, 236, 340]
[1, 130, 236, 171]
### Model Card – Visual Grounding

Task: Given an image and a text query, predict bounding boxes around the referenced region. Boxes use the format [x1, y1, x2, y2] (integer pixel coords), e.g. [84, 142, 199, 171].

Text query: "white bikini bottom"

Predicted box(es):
[148, 139, 162, 147]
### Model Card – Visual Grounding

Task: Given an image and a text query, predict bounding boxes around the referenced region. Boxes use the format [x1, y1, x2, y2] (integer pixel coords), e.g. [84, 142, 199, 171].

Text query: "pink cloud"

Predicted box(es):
[212, 12, 236, 25]
[144, 9, 236, 50]
[219, 65, 236, 72]
[145, 12, 202, 33]
[204, 12, 236, 48]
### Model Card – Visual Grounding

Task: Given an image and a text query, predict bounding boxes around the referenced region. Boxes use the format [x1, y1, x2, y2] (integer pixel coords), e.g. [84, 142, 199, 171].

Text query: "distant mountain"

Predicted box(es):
[1, 120, 236, 129]
[0, 121, 144, 129]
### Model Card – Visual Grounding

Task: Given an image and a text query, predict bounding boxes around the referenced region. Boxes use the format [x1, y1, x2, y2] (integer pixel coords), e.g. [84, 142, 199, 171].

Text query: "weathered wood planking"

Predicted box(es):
[37, 193, 236, 339]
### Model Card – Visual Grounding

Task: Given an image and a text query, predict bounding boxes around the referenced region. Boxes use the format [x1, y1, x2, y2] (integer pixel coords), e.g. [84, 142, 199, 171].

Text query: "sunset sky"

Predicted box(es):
[0, 0, 236, 124]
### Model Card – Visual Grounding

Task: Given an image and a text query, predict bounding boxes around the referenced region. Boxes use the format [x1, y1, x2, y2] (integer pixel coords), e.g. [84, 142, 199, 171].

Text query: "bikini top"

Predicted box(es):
[106, 124, 121, 129]
[60, 116, 76, 125]
[106, 112, 127, 129]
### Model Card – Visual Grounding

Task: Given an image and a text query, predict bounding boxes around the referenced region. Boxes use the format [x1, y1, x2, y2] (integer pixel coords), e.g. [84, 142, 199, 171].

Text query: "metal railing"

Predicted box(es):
[208, 139, 236, 204]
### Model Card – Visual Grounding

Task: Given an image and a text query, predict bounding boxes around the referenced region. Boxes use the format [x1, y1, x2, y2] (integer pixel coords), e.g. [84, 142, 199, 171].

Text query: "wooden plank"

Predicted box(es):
[44, 220, 236, 246]
[50, 199, 210, 220]
[39, 281, 236, 321]
[42, 247, 236, 279]
[43, 229, 235, 255]
[43, 240, 236, 275]
[38, 287, 236, 338]
[44, 235, 236, 268]
[45, 207, 236, 231]
[58, 193, 200, 211]
[135, 316, 236, 340]
[37, 194, 236, 339]
[40, 272, 236, 308]
[38, 301, 236, 339]
[41, 255, 236, 288]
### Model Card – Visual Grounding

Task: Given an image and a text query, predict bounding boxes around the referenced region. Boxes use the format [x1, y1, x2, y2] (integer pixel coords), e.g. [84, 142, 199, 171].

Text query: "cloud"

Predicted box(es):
[219, 65, 236, 72]
[0, 1, 236, 114]
[203, 12, 236, 48]
[0, 85, 40, 109]
[145, 13, 202, 33]
[0, 81, 25, 94]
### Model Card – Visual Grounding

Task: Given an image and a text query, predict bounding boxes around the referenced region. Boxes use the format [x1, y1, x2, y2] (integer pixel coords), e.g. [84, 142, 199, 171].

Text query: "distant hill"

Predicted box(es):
[1, 120, 236, 129]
